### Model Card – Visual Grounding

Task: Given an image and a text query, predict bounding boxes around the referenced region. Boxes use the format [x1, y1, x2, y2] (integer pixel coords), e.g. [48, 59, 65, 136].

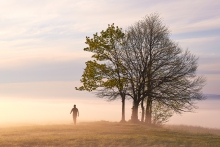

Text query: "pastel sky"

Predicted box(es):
[0, 0, 220, 125]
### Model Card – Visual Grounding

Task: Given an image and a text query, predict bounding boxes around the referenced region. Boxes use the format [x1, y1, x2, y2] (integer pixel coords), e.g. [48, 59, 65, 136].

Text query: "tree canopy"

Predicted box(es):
[76, 24, 129, 122]
[76, 14, 205, 124]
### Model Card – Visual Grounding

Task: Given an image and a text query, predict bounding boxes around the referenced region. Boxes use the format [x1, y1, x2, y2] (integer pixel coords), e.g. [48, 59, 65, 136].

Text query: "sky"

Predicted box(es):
[0, 0, 220, 125]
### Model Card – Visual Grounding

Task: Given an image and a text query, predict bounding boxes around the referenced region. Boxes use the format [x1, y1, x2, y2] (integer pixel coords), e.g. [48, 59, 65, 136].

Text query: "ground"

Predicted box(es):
[0, 121, 220, 147]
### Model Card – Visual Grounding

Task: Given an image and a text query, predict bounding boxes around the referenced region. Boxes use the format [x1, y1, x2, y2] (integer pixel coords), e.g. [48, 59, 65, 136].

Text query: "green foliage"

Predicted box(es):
[76, 24, 127, 92]
[84, 24, 125, 61]
[76, 60, 106, 91]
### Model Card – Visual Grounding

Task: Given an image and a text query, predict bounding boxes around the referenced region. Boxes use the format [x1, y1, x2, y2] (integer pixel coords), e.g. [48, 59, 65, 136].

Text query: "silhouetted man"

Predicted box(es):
[70, 105, 79, 125]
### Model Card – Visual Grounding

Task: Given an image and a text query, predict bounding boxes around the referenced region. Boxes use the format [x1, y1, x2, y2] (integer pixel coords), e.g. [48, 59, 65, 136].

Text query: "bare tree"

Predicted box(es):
[151, 101, 173, 125]
[118, 14, 205, 123]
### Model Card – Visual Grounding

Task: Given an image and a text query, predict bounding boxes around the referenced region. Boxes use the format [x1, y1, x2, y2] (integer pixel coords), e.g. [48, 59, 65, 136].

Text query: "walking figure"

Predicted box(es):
[70, 105, 79, 125]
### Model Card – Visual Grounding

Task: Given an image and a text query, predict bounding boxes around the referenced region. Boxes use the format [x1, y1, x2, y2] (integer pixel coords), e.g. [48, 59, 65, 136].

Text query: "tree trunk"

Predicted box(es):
[131, 101, 139, 122]
[145, 97, 152, 124]
[121, 95, 126, 122]
[141, 99, 145, 122]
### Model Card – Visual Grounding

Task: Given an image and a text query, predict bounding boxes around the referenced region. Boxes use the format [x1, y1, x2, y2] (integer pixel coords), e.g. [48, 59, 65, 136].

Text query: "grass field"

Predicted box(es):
[0, 121, 220, 147]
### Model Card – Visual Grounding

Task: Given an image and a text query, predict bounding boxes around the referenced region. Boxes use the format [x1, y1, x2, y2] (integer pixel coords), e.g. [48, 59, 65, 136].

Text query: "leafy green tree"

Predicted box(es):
[76, 24, 129, 122]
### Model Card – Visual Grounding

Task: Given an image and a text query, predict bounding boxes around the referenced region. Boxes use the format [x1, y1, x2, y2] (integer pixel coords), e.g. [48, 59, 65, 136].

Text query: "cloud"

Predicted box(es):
[197, 55, 220, 74]
[175, 35, 220, 56]
[154, 0, 220, 34]
[1, 0, 220, 46]
[0, 0, 220, 95]
[171, 18, 220, 34]
[1, 0, 219, 39]
[172, 29, 220, 40]
[0, 43, 93, 69]
[0, 57, 88, 83]
[0, 81, 94, 99]
[201, 74, 220, 94]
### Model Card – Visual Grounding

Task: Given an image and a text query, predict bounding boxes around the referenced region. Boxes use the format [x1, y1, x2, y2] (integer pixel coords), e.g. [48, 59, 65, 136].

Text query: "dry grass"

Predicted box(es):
[164, 124, 220, 136]
[0, 121, 220, 147]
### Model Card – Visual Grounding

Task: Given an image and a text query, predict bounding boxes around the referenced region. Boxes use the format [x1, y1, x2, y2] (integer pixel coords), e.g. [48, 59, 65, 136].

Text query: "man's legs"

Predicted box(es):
[73, 116, 77, 125]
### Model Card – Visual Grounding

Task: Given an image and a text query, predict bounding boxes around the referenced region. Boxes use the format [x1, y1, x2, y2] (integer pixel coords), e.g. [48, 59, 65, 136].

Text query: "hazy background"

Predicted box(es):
[0, 0, 220, 128]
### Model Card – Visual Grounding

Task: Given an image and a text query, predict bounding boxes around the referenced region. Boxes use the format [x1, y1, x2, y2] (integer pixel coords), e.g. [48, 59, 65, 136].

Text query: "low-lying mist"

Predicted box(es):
[1, 96, 220, 128]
